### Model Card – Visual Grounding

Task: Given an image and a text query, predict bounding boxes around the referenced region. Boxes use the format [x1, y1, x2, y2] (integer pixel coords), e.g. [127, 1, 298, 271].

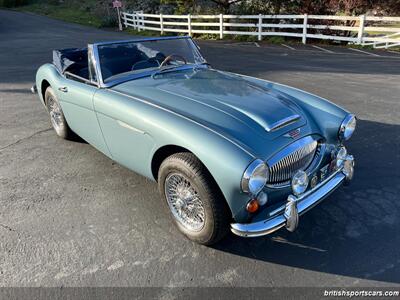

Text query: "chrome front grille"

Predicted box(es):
[268, 138, 318, 184]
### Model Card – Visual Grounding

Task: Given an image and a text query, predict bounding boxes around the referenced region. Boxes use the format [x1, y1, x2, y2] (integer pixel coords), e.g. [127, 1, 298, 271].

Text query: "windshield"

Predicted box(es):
[96, 38, 206, 83]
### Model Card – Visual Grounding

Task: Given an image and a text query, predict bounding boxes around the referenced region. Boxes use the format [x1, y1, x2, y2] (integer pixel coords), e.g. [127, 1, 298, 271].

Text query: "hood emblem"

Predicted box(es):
[284, 128, 301, 139]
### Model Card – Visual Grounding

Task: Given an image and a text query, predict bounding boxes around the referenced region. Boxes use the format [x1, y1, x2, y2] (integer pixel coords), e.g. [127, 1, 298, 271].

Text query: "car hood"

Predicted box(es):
[111, 68, 314, 159]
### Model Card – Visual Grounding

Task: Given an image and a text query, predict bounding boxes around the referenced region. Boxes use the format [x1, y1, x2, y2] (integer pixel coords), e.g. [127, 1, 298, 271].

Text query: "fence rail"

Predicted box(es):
[121, 12, 400, 47]
[362, 32, 400, 48]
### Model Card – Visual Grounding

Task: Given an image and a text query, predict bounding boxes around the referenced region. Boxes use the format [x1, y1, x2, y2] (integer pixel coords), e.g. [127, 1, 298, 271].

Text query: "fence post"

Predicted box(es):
[302, 14, 308, 44]
[125, 13, 129, 28]
[117, 7, 122, 31]
[258, 14, 263, 41]
[137, 12, 141, 31]
[219, 14, 224, 39]
[132, 12, 138, 30]
[357, 14, 366, 44]
[160, 14, 164, 35]
[188, 14, 192, 37]
[139, 11, 144, 31]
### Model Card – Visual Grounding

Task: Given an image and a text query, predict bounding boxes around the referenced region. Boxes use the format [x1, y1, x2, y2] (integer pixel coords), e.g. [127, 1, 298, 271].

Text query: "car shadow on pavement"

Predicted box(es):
[213, 119, 400, 284]
[68, 132, 88, 144]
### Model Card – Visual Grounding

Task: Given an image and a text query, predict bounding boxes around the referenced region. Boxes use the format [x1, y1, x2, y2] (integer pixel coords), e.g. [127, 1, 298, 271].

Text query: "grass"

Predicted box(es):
[347, 43, 374, 50]
[125, 28, 176, 37]
[13, 1, 104, 28]
[364, 22, 400, 36]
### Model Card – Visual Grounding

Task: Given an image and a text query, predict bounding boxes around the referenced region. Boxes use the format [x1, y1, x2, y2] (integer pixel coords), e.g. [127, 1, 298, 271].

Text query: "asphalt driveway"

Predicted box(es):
[0, 10, 400, 287]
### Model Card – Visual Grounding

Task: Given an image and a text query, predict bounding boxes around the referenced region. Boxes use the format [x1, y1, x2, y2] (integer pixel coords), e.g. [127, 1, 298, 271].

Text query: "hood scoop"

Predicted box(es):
[112, 68, 307, 143]
[265, 114, 301, 132]
[215, 97, 302, 134]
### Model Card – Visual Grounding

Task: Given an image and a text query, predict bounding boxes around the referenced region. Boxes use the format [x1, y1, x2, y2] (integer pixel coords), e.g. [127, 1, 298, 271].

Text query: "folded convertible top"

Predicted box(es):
[52, 47, 87, 74]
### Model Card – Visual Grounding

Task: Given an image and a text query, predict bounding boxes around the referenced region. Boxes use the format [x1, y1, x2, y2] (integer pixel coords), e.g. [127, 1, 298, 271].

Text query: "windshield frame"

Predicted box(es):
[90, 36, 206, 88]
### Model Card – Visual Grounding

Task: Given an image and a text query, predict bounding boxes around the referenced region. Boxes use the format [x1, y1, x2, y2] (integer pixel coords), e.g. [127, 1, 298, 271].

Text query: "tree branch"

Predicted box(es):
[209, 0, 243, 8]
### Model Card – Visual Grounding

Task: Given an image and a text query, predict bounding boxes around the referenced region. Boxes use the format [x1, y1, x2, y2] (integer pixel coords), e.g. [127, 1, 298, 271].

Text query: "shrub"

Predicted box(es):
[233, 34, 258, 42]
[99, 15, 117, 27]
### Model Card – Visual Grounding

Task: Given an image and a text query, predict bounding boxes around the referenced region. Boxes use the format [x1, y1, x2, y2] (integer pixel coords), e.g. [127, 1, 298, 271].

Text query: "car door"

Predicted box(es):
[56, 77, 111, 157]
[93, 88, 156, 179]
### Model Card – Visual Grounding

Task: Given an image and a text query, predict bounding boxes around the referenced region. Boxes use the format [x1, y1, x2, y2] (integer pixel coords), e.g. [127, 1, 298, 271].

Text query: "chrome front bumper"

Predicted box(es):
[231, 159, 353, 237]
[31, 84, 37, 94]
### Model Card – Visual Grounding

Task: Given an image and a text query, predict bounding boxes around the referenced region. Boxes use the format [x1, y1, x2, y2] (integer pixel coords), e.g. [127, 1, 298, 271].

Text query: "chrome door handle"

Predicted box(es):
[58, 86, 68, 93]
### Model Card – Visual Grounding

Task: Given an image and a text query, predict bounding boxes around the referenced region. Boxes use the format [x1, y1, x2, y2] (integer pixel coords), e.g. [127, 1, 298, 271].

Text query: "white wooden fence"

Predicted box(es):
[362, 32, 400, 48]
[121, 11, 400, 48]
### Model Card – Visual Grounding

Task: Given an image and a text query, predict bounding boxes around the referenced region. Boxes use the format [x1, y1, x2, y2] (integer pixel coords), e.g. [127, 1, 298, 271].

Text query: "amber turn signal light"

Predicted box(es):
[246, 199, 259, 213]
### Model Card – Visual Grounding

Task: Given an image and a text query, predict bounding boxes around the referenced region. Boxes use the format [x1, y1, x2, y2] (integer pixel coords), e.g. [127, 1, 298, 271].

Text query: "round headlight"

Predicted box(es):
[241, 159, 269, 195]
[291, 170, 309, 196]
[338, 114, 356, 141]
[335, 146, 347, 169]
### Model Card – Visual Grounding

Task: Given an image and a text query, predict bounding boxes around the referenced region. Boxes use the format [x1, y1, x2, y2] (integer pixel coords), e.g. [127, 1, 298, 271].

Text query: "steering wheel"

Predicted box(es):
[159, 54, 187, 68]
[131, 58, 160, 71]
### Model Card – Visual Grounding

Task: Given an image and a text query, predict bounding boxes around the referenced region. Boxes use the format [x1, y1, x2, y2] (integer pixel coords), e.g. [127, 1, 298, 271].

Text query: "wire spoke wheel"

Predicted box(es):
[48, 96, 64, 133]
[165, 173, 205, 232]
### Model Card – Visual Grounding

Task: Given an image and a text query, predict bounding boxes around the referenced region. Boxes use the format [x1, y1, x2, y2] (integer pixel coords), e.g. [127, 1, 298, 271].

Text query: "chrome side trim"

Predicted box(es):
[265, 114, 301, 132]
[64, 71, 97, 86]
[117, 120, 146, 134]
[230, 169, 346, 237]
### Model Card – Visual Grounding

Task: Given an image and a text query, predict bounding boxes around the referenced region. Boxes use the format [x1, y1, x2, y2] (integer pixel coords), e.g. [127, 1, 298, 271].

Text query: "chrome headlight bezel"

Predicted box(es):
[334, 146, 348, 169]
[241, 159, 269, 195]
[291, 170, 309, 196]
[338, 114, 356, 142]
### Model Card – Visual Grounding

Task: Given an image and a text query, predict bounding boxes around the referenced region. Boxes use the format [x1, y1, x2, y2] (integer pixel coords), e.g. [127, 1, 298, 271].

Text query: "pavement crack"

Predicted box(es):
[271, 237, 327, 252]
[0, 223, 15, 232]
[0, 128, 52, 151]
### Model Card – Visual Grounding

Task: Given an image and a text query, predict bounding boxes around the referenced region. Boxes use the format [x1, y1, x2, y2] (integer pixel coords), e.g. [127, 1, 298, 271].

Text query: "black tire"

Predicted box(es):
[45, 87, 73, 139]
[158, 152, 230, 245]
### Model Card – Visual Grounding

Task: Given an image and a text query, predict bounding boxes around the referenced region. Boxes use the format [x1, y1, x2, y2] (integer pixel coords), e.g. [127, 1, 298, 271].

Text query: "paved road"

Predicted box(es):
[1, 10, 400, 288]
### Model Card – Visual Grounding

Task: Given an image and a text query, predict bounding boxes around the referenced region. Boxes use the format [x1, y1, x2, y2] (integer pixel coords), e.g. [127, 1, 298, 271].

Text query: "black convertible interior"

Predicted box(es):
[52, 48, 88, 78]
[53, 44, 167, 83]
[98, 44, 166, 80]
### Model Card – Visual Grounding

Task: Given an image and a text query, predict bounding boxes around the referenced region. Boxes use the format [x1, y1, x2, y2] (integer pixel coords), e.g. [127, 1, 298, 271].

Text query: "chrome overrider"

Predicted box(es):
[231, 154, 355, 237]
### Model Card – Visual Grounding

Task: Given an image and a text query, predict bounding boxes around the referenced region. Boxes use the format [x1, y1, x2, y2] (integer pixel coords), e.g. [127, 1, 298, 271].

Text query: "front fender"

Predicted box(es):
[35, 63, 65, 107]
[151, 136, 255, 222]
[94, 89, 255, 222]
[268, 83, 348, 144]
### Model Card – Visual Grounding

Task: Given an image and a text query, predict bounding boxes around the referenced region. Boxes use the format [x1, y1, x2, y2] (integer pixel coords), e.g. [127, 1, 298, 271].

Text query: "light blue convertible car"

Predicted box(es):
[33, 36, 356, 245]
